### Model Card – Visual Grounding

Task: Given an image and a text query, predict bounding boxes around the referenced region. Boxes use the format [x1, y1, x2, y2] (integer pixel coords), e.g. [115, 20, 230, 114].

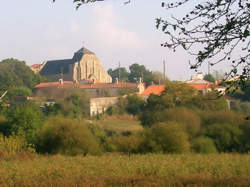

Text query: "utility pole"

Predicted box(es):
[163, 60, 166, 81]
[118, 61, 121, 82]
[60, 67, 64, 80]
[208, 62, 211, 75]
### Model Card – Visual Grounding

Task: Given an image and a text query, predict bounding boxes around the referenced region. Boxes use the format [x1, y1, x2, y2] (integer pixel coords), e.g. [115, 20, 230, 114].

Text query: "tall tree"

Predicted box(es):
[128, 63, 154, 85]
[107, 67, 129, 83]
[0, 58, 45, 90]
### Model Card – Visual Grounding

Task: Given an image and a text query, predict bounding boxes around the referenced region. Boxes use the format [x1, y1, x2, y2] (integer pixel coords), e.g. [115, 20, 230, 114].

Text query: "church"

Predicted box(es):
[38, 47, 112, 83]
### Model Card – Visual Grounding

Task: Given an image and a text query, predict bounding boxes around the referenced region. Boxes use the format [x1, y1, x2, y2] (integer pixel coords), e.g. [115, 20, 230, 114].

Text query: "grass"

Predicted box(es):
[0, 153, 249, 186]
[93, 114, 143, 134]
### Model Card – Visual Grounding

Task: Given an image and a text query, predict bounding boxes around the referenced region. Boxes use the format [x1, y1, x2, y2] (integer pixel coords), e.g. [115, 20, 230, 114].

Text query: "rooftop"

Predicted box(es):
[35, 81, 139, 89]
[141, 85, 166, 96]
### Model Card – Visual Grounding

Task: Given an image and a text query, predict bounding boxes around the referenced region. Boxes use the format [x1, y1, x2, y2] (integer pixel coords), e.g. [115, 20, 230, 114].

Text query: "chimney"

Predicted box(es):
[59, 79, 64, 85]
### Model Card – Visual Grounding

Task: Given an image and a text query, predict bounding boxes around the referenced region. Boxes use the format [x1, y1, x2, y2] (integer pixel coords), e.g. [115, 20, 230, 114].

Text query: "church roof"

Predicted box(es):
[75, 47, 94, 55]
[40, 47, 95, 75]
[40, 59, 73, 75]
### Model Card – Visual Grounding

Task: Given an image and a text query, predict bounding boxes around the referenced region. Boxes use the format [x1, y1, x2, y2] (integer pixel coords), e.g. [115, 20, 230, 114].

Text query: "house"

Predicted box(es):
[34, 80, 145, 99]
[140, 85, 166, 99]
[185, 73, 226, 94]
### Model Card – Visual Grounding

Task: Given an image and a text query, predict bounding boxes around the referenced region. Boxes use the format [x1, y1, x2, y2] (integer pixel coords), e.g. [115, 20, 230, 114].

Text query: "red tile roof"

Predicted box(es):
[30, 64, 42, 69]
[35, 81, 139, 89]
[141, 85, 166, 96]
[188, 83, 212, 90]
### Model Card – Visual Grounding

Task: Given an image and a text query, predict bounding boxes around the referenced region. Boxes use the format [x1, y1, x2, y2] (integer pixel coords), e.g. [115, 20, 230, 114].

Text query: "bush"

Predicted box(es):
[191, 136, 217, 153]
[5, 104, 44, 144]
[205, 123, 243, 152]
[37, 117, 101, 156]
[140, 122, 190, 153]
[0, 133, 35, 158]
[0, 115, 10, 136]
[111, 135, 143, 153]
[125, 94, 145, 115]
[163, 108, 201, 138]
[200, 110, 244, 127]
[239, 121, 250, 153]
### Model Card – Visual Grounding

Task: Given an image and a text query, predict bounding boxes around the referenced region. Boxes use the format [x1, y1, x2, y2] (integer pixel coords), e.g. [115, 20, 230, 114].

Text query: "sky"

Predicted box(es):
[0, 0, 232, 81]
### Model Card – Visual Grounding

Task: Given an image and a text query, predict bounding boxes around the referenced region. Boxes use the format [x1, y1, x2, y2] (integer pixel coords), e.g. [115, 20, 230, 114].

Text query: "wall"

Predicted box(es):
[90, 97, 118, 116]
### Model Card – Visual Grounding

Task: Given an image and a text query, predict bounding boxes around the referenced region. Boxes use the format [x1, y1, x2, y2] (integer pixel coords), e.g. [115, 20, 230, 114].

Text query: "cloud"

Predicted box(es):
[91, 4, 147, 49]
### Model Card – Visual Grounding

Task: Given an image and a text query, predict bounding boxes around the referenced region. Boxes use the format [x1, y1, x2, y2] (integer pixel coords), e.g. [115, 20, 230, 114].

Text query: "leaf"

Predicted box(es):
[156, 18, 161, 29]
[243, 29, 249, 38]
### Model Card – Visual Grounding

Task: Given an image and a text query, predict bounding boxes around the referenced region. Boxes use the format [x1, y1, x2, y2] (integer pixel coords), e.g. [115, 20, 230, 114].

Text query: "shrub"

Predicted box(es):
[5, 104, 44, 144]
[0, 133, 35, 158]
[205, 123, 243, 152]
[111, 134, 143, 153]
[0, 115, 10, 136]
[140, 122, 190, 153]
[125, 94, 145, 115]
[191, 136, 217, 153]
[37, 117, 101, 156]
[163, 108, 201, 138]
[200, 110, 244, 127]
[239, 121, 250, 153]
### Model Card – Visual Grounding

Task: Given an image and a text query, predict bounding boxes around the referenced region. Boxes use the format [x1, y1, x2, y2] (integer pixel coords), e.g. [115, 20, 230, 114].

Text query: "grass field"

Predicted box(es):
[93, 114, 143, 134]
[0, 153, 249, 186]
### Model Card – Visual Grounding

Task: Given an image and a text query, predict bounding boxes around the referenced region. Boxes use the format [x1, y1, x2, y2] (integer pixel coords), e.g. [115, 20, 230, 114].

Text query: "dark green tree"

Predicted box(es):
[2, 104, 44, 144]
[0, 58, 46, 90]
[128, 63, 154, 85]
[204, 74, 215, 83]
[107, 67, 129, 83]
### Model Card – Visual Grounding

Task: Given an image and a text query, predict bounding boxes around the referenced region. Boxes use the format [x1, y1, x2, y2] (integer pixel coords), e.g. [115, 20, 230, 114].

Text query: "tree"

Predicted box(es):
[204, 74, 215, 83]
[128, 63, 154, 85]
[158, 0, 249, 80]
[107, 67, 129, 83]
[0, 58, 46, 90]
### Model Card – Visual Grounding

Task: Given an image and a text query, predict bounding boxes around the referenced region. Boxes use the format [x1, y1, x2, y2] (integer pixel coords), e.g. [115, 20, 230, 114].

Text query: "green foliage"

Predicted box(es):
[0, 133, 35, 158]
[192, 90, 228, 111]
[0, 58, 45, 89]
[239, 121, 250, 153]
[37, 117, 101, 156]
[227, 81, 250, 102]
[6, 86, 32, 102]
[43, 91, 89, 118]
[205, 123, 243, 152]
[0, 115, 9, 136]
[191, 136, 217, 153]
[3, 104, 44, 144]
[111, 134, 143, 153]
[204, 74, 215, 82]
[125, 94, 145, 115]
[200, 110, 244, 127]
[140, 122, 190, 153]
[162, 108, 201, 138]
[108, 67, 129, 83]
[128, 63, 154, 86]
[118, 87, 137, 96]
[230, 100, 250, 114]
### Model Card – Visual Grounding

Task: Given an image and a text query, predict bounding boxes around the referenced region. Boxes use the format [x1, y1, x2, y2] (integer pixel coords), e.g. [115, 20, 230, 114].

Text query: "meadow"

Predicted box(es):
[0, 153, 249, 186]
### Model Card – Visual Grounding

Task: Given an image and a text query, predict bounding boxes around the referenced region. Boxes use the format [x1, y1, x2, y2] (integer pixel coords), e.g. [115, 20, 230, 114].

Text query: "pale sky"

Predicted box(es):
[0, 0, 232, 80]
